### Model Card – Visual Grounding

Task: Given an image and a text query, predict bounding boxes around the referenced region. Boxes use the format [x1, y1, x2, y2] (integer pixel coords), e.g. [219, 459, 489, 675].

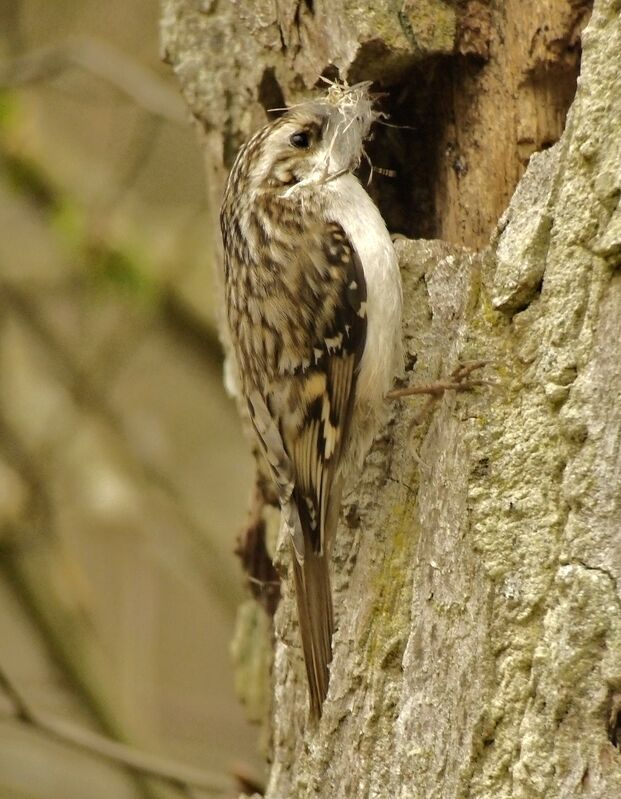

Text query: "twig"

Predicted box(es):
[0, 35, 187, 125]
[387, 378, 488, 399]
[386, 360, 489, 399]
[387, 360, 492, 426]
[0, 664, 233, 796]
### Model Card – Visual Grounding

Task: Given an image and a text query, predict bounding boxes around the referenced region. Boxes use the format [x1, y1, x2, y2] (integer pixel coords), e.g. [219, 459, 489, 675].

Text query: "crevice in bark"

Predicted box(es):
[608, 693, 621, 748]
[258, 68, 287, 120]
[572, 559, 621, 608]
[235, 481, 282, 618]
[507, 276, 545, 316]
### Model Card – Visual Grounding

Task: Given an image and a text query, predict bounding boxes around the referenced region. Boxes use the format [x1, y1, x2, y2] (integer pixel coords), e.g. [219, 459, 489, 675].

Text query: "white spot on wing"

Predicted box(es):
[325, 333, 343, 353]
[321, 395, 338, 459]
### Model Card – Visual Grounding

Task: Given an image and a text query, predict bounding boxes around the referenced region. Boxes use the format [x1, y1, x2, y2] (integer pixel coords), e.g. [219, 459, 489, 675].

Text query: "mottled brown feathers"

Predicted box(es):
[220, 85, 401, 719]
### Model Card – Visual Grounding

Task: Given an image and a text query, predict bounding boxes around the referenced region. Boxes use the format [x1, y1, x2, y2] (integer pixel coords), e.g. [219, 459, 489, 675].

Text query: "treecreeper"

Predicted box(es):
[220, 82, 403, 719]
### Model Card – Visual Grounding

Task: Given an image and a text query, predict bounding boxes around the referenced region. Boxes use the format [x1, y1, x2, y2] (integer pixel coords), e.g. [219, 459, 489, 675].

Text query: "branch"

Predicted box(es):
[0, 664, 235, 796]
[0, 35, 187, 125]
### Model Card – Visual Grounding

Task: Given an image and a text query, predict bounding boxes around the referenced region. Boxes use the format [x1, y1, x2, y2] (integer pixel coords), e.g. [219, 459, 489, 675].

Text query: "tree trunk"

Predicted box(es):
[161, 0, 621, 796]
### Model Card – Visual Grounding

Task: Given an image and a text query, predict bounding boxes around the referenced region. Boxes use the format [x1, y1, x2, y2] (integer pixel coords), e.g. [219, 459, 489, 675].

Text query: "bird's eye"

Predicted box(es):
[290, 131, 310, 149]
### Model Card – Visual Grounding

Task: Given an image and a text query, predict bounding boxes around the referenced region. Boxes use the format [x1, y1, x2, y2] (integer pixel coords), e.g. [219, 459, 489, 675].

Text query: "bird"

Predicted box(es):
[220, 82, 403, 719]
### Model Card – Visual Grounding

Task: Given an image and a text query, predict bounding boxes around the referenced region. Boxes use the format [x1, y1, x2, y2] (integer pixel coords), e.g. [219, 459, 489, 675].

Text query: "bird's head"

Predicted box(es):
[239, 82, 379, 196]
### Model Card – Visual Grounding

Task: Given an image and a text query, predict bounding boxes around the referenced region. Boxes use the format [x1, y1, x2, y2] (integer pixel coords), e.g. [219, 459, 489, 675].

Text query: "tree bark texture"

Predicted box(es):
[161, 1, 621, 796]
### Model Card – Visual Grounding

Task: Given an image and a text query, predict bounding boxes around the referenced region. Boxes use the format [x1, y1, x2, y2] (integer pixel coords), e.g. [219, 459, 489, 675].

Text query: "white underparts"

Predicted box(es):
[323, 173, 403, 469]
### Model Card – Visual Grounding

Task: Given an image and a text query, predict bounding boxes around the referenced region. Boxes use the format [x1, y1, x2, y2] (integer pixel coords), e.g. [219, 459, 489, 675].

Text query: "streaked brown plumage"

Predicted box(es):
[220, 84, 402, 718]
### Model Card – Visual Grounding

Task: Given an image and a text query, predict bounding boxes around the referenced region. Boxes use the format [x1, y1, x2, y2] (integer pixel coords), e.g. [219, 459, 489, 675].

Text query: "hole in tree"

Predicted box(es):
[257, 3, 587, 245]
[345, 13, 586, 245]
[353, 56, 457, 240]
[318, 57, 469, 239]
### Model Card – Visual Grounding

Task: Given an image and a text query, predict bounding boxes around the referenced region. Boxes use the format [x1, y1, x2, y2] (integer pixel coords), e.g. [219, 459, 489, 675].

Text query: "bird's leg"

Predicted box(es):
[386, 360, 488, 400]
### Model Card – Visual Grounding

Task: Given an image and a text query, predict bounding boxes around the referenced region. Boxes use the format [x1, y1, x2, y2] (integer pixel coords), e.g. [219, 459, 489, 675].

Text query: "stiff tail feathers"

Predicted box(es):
[292, 542, 334, 720]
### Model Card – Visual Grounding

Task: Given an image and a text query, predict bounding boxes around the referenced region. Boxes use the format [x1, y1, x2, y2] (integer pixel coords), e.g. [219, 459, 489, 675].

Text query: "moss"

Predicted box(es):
[476, 283, 506, 330]
[400, 0, 457, 54]
[364, 492, 420, 668]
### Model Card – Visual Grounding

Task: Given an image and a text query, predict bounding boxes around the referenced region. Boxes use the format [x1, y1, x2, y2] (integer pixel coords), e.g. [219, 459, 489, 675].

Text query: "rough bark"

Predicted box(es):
[162, 0, 621, 796]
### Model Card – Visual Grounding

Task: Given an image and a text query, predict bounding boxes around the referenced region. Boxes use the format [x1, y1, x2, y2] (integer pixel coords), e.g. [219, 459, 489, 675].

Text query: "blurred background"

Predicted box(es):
[0, 1, 259, 796]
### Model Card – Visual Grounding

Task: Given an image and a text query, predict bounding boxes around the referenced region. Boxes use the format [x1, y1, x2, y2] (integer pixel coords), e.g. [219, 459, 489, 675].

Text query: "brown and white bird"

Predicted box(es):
[220, 83, 403, 718]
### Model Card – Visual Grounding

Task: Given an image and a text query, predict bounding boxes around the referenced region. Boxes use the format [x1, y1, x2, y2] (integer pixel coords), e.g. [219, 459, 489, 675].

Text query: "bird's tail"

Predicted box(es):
[292, 541, 334, 720]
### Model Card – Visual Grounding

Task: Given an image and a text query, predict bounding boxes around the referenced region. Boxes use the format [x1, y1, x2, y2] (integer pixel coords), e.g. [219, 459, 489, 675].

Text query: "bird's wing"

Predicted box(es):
[248, 219, 367, 558]
[245, 220, 367, 717]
